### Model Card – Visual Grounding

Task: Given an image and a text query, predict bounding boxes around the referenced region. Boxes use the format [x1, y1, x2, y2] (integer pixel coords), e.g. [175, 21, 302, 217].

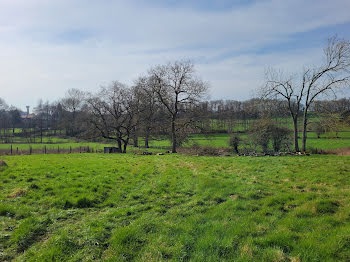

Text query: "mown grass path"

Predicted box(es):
[1, 154, 350, 261]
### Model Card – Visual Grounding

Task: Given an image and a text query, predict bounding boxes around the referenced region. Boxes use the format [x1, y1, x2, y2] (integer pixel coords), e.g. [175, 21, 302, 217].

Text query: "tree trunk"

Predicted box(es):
[302, 109, 308, 152]
[133, 127, 138, 147]
[40, 120, 43, 143]
[117, 139, 122, 152]
[145, 132, 150, 148]
[133, 136, 138, 147]
[293, 117, 300, 152]
[171, 117, 177, 153]
[72, 110, 76, 137]
[123, 138, 129, 153]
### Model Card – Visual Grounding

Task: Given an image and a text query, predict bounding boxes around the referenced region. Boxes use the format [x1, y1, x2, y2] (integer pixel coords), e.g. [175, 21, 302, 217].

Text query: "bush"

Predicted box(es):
[247, 119, 292, 153]
[229, 133, 241, 153]
[310, 121, 325, 138]
[247, 120, 273, 153]
[270, 125, 292, 152]
[174, 131, 190, 147]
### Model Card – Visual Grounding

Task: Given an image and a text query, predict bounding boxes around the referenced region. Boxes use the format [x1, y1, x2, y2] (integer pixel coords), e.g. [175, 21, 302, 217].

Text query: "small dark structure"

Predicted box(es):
[104, 147, 121, 153]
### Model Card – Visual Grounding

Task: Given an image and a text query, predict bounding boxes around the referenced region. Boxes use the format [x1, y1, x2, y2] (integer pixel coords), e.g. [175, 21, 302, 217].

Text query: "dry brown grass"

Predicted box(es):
[322, 147, 350, 156]
[0, 159, 7, 166]
[8, 187, 27, 198]
[178, 146, 230, 156]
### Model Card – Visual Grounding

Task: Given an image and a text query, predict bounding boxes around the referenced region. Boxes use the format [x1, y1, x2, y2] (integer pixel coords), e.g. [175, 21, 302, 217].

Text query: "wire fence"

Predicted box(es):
[0, 145, 102, 155]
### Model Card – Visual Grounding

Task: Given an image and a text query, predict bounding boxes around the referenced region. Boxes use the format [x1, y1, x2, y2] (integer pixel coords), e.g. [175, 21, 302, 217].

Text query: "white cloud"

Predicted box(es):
[0, 0, 349, 108]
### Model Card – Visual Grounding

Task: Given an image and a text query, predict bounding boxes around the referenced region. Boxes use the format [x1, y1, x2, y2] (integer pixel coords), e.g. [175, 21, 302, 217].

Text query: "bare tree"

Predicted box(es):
[133, 76, 159, 148]
[262, 70, 302, 151]
[8, 107, 22, 135]
[62, 88, 85, 136]
[320, 113, 344, 138]
[86, 81, 139, 153]
[149, 60, 208, 153]
[262, 36, 350, 152]
[300, 36, 350, 151]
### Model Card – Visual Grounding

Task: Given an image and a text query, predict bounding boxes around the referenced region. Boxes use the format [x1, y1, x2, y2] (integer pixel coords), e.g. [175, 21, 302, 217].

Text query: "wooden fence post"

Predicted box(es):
[10, 144, 12, 155]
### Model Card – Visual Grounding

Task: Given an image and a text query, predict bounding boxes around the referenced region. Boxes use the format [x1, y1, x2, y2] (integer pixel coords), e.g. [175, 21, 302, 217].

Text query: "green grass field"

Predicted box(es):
[0, 131, 349, 156]
[0, 142, 162, 154]
[0, 134, 74, 144]
[0, 132, 348, 161]
[144, 132, 350, 150]
[1, 121, 349, 155]
[0, 142, 113, 151]
[1, 154, 350, 261]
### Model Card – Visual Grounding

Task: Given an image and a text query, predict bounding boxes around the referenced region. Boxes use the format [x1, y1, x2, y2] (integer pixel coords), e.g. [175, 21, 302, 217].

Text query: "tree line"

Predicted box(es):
[1, 36, 350, 153]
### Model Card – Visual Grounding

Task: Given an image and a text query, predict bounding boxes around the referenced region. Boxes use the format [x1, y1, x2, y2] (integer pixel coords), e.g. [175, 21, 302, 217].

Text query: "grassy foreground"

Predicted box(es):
[1, 154, 350, 261]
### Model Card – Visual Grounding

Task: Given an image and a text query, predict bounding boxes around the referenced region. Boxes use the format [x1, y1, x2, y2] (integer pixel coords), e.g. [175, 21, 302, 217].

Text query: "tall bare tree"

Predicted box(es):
[262, 36, 350, 152]
[149, 60, 208, 153]
[300, 36, 350, 151]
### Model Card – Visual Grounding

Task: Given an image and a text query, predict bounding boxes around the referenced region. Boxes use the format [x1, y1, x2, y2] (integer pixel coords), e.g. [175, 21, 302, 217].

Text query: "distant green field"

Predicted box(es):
[0, 142, 162, 154]
[0, 142, 113, 151]
[207, 116, 322, 132]
[0, 130, 73, 143]
[145, 132, 350, 150]
[1, 154, 350, 261]
[302, 132, 350, 150]
[0, 130, 349, 155]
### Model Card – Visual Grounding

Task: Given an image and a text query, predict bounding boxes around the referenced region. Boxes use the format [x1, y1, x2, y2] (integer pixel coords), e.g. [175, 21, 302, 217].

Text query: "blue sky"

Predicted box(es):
[0, 0, 350, 109]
